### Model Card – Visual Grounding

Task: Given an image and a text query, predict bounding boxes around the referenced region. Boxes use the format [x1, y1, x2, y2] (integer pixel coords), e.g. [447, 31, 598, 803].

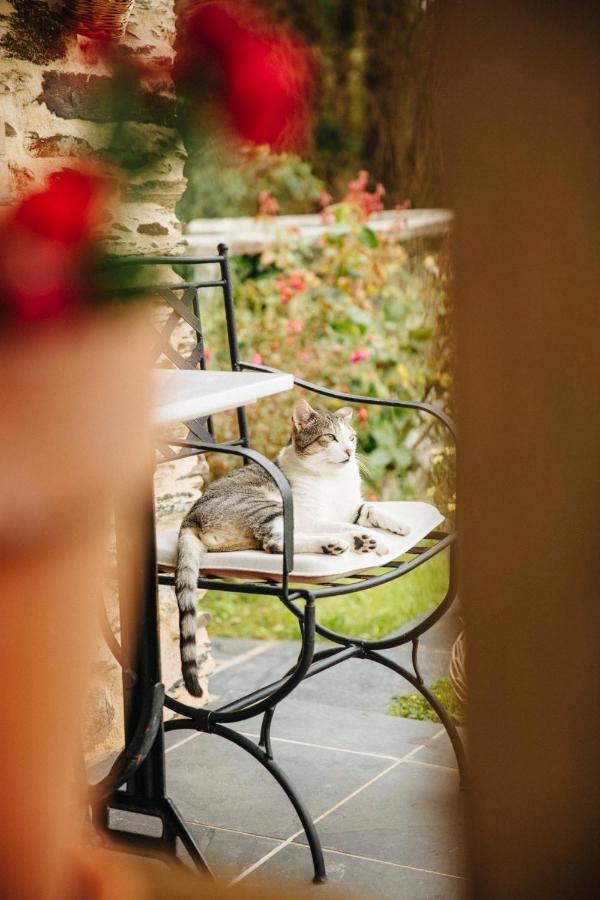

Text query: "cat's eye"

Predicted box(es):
[350, 434, 356, 442]
[324, 433, 337, 442]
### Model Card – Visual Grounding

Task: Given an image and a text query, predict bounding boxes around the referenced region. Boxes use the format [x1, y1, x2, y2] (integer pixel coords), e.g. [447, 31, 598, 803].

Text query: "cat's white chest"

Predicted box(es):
[281, 458, 363, 530]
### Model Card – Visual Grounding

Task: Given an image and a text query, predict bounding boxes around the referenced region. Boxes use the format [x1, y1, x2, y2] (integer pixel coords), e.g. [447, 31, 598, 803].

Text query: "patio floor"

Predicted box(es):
[111, 609, 467, 898]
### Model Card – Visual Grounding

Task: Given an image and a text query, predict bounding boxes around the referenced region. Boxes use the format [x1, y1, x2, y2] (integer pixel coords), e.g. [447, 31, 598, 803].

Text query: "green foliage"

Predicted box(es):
[178, 142, 325, 222]
[388, 677, 465, 727]
[204, 550, 449, 642]
[199, 202, 454, 511]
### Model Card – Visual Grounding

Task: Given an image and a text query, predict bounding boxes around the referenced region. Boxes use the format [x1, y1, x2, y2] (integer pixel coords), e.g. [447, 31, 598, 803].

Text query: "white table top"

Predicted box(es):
[152, 369, 294, 426]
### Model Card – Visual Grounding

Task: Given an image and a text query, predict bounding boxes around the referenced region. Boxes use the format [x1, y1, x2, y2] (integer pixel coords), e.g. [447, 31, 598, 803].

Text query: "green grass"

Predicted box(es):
[387, 677, 465, 726]
[202, 550, 449, 642]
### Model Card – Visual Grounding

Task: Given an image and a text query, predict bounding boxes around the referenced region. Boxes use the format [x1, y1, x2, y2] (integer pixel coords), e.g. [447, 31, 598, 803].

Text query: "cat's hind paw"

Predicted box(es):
[321, 539, 350, 555]
[352, 533, 389, 556]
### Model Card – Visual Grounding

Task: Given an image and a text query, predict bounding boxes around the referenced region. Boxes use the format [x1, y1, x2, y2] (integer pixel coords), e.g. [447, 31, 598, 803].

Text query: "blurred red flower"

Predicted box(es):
[0, 169, 107, 326]
[180, 1, 314, 149]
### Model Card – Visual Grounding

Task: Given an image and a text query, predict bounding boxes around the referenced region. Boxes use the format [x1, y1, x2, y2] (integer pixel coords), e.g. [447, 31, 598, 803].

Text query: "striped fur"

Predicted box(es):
[175, 528, 207, 697]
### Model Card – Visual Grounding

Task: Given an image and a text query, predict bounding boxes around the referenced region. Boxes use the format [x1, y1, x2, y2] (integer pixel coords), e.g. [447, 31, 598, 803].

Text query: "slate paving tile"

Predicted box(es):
[166, 731, 389, 840]
[183, 824, 282, 883]
[276, 655, 433, 715]
[230, 697, 443, 760]
[304, 761, 467, 879]
[211, 637, 272, 661]
[209, 640, 301, 707]
[244, 842, 468, 899]
[414, 729, 466, 771]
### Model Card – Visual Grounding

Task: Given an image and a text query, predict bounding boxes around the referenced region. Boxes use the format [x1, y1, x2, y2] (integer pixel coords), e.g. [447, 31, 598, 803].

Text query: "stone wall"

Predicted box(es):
[0, 0, 186, 254]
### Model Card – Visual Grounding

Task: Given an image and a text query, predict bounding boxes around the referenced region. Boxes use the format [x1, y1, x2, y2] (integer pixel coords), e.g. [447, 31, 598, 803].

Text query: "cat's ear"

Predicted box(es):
[335, 406, 353, 422]
[292, 398, 317, 430]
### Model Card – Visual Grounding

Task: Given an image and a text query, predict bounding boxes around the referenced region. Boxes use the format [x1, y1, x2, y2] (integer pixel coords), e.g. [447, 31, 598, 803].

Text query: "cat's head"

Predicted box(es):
[290, 399, 357, 468]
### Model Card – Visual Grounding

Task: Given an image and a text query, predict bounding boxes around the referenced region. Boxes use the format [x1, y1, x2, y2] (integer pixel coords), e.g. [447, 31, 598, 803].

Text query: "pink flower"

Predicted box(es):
[349, 348, 370, 364]
[204, 347, 213, 362]
[332, 343, 342, 354]
[348, 170, 369, 193]
[298, 349, 310, 362]
[287, 319, 302, 334]
[288, 271, 305, 291]
[257, 190, 279, 216]
[251, 352, 263, 365]
[344, 170, 386, 216]
[278, 283, 293, 303]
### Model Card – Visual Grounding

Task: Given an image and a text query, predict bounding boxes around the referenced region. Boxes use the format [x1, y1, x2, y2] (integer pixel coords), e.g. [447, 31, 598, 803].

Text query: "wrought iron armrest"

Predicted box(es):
[159, 438, 294, 583]
[240, 362, 457, 442]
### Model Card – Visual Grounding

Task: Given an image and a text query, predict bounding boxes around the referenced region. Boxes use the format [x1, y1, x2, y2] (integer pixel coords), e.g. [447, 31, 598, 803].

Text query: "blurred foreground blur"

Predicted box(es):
[1, 1, 599, 898]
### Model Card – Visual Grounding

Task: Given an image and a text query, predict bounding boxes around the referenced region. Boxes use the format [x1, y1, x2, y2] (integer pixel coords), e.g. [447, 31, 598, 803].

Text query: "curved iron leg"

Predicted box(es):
[259, 707, 275, 760]
[411, 638, 423, 684]
[162, 798, 214, 875]
[210, 722, 327, 884]
[365, 649, 468, 788]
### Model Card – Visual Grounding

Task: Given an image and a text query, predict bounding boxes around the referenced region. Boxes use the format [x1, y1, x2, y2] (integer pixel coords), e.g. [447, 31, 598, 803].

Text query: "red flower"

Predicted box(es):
[251, 352, 263, 365]
[0, 169, 108, 325]
[180, 2, 313, 149]
[358, 407, 369, 423]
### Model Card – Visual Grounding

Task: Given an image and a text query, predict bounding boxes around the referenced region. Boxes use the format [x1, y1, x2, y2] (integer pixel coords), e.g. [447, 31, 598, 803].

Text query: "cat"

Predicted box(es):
[175, 398, 411, 696]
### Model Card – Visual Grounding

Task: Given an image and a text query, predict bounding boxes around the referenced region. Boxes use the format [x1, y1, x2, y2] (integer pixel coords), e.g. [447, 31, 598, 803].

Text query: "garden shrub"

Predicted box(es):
[178, 142, 325, 221]
[197, 190, 454, 515]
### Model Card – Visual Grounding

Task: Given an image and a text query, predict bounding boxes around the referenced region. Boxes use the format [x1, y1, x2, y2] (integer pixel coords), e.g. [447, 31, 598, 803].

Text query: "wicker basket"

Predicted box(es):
[449, 628, 467, 706]
[63, 0, 135, 39]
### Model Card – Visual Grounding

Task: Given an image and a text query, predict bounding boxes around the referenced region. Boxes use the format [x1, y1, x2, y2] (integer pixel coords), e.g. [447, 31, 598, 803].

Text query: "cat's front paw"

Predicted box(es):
[352, 533, 389, 556]
[385, 520, 411, 536]
[321, 539, 350, 555]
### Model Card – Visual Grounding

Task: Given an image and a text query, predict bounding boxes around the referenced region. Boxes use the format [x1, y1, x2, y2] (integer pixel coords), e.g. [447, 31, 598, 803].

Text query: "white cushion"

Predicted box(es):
[156, 501, 444, 584]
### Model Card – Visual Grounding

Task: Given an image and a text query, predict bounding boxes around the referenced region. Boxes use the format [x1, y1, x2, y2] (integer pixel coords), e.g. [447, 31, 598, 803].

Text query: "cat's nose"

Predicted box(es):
[344, 447, 352, 457]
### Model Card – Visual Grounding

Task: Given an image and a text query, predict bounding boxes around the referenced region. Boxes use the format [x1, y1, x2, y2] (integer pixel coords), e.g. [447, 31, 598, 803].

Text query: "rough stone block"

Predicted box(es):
[40, 70, 177, 127]
[26, 129, 95, 157]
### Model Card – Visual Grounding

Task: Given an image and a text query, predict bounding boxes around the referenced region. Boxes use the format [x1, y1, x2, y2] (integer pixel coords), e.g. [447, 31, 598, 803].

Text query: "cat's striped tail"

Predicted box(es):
[175, 527, 205, 697]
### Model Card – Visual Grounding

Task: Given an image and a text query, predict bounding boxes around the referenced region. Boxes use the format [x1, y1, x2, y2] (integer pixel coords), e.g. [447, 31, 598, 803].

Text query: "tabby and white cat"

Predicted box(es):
[175, 399, 411, 696]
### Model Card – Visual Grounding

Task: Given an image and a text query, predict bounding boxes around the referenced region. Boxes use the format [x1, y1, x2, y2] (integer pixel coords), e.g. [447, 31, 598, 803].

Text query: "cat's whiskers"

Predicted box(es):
[356, 452, 370, 478]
